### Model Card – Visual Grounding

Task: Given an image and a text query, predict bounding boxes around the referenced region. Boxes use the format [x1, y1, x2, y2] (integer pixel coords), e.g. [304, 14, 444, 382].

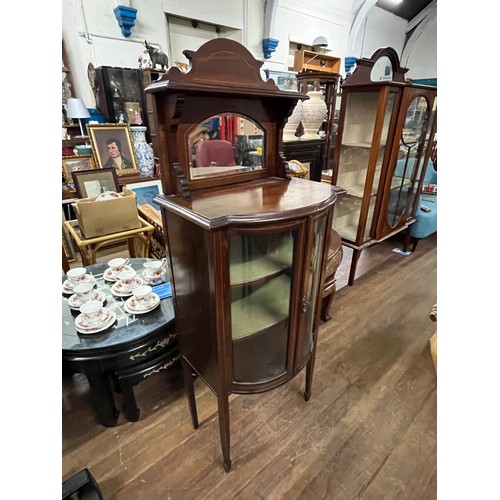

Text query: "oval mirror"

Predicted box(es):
[188, 114, 265, 181]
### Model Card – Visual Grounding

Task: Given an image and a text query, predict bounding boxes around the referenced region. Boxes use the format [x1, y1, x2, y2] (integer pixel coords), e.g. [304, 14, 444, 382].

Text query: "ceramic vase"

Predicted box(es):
[301, 91, 327, 139]
[131, 126, 155, 176]
[283, 100, 303, 139]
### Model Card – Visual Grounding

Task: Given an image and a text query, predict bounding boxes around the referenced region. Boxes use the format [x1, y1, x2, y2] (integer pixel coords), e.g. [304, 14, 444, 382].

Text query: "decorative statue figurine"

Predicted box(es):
[133, 110, 143, 125]
[118, 111, 125, 124]
[144, 40, 169, 70]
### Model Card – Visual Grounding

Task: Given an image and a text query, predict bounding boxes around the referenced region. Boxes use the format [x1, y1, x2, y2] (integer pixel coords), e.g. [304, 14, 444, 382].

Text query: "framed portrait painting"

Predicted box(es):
[72, 168, 121, 198]
[62, 155, 96, 184]
[125, 179, 163, 210]
[87, 123, 139, 176]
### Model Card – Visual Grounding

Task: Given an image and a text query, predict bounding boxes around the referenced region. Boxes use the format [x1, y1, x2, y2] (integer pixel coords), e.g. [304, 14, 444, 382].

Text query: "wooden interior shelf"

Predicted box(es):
[230, 238, 293, 285]
[231, 275, 291, 340]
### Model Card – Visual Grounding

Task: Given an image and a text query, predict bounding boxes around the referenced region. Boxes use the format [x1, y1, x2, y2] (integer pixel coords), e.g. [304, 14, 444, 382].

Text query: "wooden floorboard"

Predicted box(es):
[63, 232, 437, 499]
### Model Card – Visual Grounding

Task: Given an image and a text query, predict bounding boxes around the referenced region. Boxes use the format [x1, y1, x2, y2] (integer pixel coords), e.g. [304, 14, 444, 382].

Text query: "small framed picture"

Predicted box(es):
[72, 168, 121, 198]
[62, 155, 96, 184]
[125, 179, 163, 210]
[87, 123, 139, 176]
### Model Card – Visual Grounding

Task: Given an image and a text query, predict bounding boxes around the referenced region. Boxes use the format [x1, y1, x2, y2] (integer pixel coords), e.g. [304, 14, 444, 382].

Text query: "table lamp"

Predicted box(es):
[66, 98, 91, 137]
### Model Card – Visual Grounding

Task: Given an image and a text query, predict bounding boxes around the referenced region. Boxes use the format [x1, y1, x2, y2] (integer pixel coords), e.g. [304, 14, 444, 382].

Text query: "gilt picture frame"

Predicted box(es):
[87, 123, 139, 176]
[62, 155, 96, 184]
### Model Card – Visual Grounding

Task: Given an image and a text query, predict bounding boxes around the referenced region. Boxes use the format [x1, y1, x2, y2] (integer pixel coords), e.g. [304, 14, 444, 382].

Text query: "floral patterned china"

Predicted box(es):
[68, 289, 107, 310]
[124, 292, 160, 314]
[62, 274, 96, 294]
[74, 308, 117, 334]
[103, 265, 133, 282]
[110, 277, 144, 297]
[141, 268, 167, 285]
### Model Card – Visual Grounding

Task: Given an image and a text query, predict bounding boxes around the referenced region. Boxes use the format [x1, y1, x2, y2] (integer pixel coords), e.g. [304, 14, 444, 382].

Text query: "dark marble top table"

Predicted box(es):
[62, 258, 177, 426]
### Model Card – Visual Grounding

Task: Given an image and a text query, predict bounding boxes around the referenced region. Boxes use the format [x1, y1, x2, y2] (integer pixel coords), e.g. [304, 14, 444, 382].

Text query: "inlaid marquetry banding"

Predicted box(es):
[143, 355, 180, 378]
[129, 334, 176, 361]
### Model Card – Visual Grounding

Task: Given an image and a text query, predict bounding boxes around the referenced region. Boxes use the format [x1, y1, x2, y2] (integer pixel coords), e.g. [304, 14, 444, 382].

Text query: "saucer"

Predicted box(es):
[111, 277, 144, 297]
[124, 293, 160, 314]
[142, 268, 167, 285]
[75, 308, 116, 334]
[68, 290, 107, 310]
[104, 265, 133, 282]
[62, 275, 96, 294]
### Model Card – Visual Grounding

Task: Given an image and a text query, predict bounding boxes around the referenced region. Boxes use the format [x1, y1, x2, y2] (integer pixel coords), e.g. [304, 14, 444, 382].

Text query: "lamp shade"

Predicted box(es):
[66, 98, 90, 119]
[312, 36, 328, 48]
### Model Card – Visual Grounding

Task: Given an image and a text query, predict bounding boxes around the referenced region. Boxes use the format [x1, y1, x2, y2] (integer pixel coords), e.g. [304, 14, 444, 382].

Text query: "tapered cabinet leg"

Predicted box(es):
[304, 352, 317, 402]
[348, 249, 362, 286]
[181, 357, 199, 429]
[217, 391, 231, 472]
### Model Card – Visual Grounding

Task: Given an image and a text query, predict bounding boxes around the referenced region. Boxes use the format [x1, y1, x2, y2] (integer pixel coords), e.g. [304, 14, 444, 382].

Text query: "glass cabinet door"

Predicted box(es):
[333, 90, 396, 243]
[230, 228, 298, 384]
[381, 91, 434, 232]
[295, 214, 327, 366]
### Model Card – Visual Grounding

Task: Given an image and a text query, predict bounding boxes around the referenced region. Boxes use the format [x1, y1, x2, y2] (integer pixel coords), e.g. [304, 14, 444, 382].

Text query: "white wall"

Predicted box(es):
[404, 17, 437, 80]
[62, 0, 437, 107]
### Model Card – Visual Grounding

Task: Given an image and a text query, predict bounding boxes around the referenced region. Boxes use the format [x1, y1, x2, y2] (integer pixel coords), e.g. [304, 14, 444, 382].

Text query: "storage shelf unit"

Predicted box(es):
[331, 47, 437, 285]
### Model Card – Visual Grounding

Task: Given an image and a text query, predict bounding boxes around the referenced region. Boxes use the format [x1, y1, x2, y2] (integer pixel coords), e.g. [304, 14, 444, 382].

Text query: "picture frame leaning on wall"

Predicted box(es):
[62, 155, 96, 184]
[87, 123, 139, 177]
[72, 168, 121, 199]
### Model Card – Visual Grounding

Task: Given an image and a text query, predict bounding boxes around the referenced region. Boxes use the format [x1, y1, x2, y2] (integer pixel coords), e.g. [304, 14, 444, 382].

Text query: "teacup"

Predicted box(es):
[133, 285, 152, 306]
[117, 269, 137, 289]
[108, 257, 130, 275]
[144, 273, 165, 285]
[143, 258, 167, 277]
[67, 267, 87, 285]
[80, 300, 104, 324]
[73, 282, 94, 304]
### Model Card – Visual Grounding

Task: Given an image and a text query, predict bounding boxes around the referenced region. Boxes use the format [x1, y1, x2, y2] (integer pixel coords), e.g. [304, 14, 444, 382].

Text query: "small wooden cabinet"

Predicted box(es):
[282, 137, 326, 181]
[146, 39, 337, 471]
[95, 66, 150, 140]
[331, 47, 437, 285]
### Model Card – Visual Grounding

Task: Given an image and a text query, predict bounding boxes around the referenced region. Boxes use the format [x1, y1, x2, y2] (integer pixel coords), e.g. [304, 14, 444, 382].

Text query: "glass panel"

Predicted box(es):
[188, 114, 265, 181]
[230, 230, 296, 383]
[387, 96, 429, 227]
[333, 91, 395, 242]
[299, 216, 326, 360]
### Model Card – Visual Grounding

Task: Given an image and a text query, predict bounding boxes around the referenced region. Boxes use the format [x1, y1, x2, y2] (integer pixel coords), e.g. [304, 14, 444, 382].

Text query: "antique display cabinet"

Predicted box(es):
[331, 47, 437, 285]
[94, 66, 151, 139]
[145, 39, 337, 471]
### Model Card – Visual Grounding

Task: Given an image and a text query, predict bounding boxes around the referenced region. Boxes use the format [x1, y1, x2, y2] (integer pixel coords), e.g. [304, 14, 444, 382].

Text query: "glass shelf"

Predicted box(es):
[231, 275, 291, 340]
[230, 234, 293, 285]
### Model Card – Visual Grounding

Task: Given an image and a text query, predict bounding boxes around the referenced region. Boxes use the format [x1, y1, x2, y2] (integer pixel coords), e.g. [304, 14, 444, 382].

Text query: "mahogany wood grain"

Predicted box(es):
[63, 233, 436, 498]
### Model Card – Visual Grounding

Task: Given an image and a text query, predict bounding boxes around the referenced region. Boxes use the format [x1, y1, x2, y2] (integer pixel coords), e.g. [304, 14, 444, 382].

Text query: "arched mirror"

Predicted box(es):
[387, 96, 429, 227]
[188, 113, 265, 181]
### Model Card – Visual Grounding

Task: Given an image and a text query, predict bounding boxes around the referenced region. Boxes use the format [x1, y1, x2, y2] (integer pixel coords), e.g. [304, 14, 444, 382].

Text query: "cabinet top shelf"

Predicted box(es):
[158, 177, 336, 229]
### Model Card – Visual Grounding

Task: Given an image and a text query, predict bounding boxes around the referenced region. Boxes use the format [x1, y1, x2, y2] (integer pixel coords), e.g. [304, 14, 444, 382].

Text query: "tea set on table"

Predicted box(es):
[63, 257, 168, 335]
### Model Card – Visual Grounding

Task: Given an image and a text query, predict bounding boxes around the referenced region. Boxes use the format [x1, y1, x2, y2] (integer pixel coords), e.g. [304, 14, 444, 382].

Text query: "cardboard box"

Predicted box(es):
[72, 187, 141, 238]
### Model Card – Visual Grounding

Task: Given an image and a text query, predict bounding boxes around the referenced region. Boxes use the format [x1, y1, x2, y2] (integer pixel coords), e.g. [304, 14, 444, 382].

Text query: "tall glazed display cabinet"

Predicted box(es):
[145, 39, 337, 471]
[331, 47, 437, 285]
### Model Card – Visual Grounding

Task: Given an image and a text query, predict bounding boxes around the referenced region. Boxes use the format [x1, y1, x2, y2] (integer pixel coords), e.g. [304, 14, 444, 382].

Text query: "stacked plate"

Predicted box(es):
[68, 289, 107, 310]
[74, 307, 117, 334]
[111, 277, 144, 297]
[62, 274, 96, 295]
[124, 292, 161, 315]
